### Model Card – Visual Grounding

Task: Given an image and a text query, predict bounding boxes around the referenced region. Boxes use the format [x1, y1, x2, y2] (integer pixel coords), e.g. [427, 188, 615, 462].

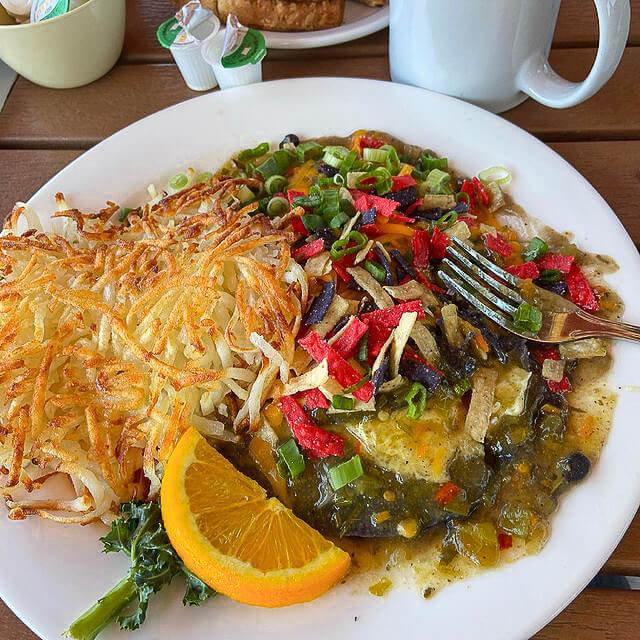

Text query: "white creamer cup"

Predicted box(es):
[157, 14, 219, 92]
[201, 30, 262, 90]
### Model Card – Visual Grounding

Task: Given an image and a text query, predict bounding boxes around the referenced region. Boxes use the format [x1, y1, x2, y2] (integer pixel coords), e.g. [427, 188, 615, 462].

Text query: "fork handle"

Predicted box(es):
[573, 310, 640, 343]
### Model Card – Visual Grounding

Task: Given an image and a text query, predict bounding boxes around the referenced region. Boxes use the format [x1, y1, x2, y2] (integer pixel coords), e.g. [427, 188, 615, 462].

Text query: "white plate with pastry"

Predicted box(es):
[173, 0, 389, 49]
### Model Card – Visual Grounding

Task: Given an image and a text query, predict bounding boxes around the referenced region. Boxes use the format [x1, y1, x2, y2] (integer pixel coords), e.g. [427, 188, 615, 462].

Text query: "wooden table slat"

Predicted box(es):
[122, 0, 640, 64]
[2, 46, 639, 150]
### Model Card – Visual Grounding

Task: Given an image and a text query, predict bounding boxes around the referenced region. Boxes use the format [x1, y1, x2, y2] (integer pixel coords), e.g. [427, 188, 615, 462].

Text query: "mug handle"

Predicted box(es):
[516, 0, 630, 109]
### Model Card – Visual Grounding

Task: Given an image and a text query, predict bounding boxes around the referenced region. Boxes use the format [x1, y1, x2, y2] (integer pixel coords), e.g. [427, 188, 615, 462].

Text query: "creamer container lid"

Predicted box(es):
[30, 0, 68, 22]
[157, 16, 194, 49]
[221, 14, 266, 68]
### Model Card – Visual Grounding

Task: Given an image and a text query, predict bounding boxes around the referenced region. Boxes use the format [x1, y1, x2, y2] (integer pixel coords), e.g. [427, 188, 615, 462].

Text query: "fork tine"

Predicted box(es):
[446, 242, 524, 304]
[438, 271, 512, 330]
[441, 258, 518, 314]
[450, 236, 521, 282]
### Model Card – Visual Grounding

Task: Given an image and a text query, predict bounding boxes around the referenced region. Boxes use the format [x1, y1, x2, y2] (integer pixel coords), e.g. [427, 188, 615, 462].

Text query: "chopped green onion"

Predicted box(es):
[339, 150, 358, 179]
[340, 197, 356, 216]
[329, 212, 349, 229]
[363, 147, 389, 163]
[293, 189, 324, 209]
[420, 154, 448, 172]
[296, 141, 322, 162]
[318, 176, 335, 187]
[380, 144, 401, 175]
[301, 213, 324, 232]
[330, 231, 367, 260]
[278, 439, 305, 479]
[118, 207, 133, 222]
[537, 269, 563, 284]
[452, 378, 471, 396]
[265, 175, 287, 196]
[425, 168, 452, 195]
[357, 333, 368, 362]
[333, 173, 345, 185]
[456, 191, 471, 205]
[514, 302, 543, 334]
[237, 184, 255, 204]
[355, 166, 393, 195]
[522, 237, 549, 262]
[342, 369, 371, 395]
[238, 142, 269, 161]
[332, 395, 354, 411]
[194, 171, 213, 184]
[322, 146, 349, 169]
[276, 459, 289, 479]
[273, 149, 294, 174]
[169, 173, 188, 190]
[328, 455, 363, 490]
[364, 260, 386, 283]
[405, 382, 427, 420]
[255, 156, 280, 180]
[266, 196, 290, 217]
[257, 196, 270, 213]
[319, 189, 340, 220]
[434, 210, 458, 230]
[478, 165, 512, 186]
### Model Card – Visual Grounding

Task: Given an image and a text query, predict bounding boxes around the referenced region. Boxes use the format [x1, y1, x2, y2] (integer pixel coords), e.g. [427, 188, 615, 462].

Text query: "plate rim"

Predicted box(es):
[3, 77, 640, 640]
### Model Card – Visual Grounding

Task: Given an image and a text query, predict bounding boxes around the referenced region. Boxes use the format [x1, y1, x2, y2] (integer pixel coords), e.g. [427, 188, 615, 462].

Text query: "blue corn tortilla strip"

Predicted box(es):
[303, 280, 336, 325]
[373, 246, 394, 285]
[382, 186, 418, 211]
[356, 207, 377, 228]
[399, 357, 443, 393]
[372, 353, 390, 396]
[390, 249, 417, 280]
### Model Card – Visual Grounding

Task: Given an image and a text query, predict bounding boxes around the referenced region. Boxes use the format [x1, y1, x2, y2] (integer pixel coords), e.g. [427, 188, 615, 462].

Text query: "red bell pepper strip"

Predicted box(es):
[485, 232, 513, 257]
[298, 332, 373, 402]
[291, 215, 308, 236]
[292, 237, 325, 262]
[566, 264, 599, 312]
[391, 175, 417, 192]
[532, 346, 560, 365]
[287, 189, 305, 206]
[536, 253, 575, 274]
[331, 317, 368, 359]
[360, 136, 383, 150]
[361, 300, 426, 328]
[460, 180, 476, 208]
[360, 223, 381, 238]
[430, 226, 449, 260]
[405, 201, 421, 217]
[398, 274, 413, 285]
[507, 261, 540, 280]
[298, 388, 330, 411]
[434, 482, 461, 506]
[411, 230, 430, 269]
[498, 532, 513, 550]
[415, 270, 447, 294]
[547, 376, 572, 394]
[279, 396, 344, 458]
[388, 212, 416, 224]
[332, 252, 356, 283]
[472, 177, 490, 206]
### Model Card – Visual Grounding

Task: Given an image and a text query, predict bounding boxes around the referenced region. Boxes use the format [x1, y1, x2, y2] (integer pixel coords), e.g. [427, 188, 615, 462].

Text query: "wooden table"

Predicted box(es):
[1, 1, 639, 637]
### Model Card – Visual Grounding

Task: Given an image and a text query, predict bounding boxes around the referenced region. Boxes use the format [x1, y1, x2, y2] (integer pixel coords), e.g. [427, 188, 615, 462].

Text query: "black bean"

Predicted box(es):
[559, 452, 591, 482]
[279, 134, 299, 148]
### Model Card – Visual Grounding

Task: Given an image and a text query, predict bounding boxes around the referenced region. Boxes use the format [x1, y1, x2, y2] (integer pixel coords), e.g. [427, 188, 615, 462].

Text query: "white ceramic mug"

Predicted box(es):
[389, 0, 630, 113]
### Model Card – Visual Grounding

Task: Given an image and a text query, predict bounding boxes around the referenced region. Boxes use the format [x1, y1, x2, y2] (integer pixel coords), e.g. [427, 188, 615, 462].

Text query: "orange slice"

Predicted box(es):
[161, 428, 351, 607]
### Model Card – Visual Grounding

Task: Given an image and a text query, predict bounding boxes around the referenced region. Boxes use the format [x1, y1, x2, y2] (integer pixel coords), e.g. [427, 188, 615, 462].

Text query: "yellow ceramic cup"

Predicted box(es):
[0, 0, 126, 89]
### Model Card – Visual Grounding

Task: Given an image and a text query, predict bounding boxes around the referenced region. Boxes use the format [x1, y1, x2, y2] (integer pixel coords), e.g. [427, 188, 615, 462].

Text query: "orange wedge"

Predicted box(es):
[161, 428, 351, 607]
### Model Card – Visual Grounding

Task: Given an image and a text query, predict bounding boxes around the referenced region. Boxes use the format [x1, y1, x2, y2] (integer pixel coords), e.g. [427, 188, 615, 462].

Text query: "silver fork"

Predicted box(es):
[437, 236, 640, 344]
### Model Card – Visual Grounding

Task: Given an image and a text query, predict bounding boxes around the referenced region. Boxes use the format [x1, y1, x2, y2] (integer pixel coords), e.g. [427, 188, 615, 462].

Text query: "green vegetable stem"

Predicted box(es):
[65, 501, 214, 640]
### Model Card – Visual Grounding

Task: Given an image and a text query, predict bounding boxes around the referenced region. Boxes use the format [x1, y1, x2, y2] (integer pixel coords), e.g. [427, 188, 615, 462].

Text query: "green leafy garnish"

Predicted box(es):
[514, 302, 543, 334]
[66, 501, 214, 640]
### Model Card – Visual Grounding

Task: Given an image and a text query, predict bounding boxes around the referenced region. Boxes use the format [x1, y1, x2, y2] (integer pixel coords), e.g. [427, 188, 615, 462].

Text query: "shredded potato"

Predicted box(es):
[0, 178, 304, 524]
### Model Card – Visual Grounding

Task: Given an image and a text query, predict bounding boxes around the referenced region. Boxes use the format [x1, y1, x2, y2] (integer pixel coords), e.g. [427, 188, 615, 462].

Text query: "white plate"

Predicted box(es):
[263, 2, 388, 49]
[2, 78, 640, 640]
